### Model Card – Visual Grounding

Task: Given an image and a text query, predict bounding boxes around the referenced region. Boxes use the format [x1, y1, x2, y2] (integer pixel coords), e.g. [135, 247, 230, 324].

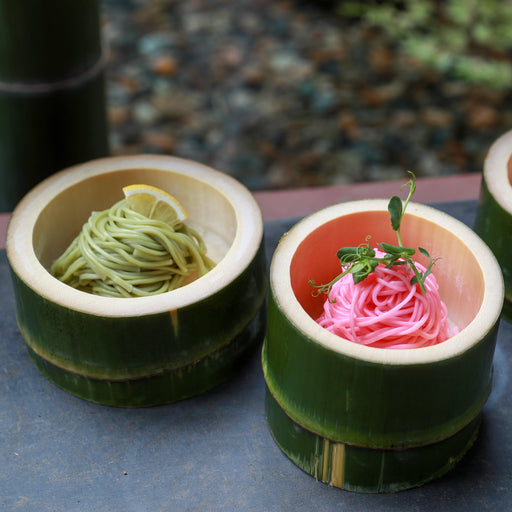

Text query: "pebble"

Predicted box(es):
[101, 0, 511, 190]
[421, 107, 453, 128]
[151, 55, 178, 76]
[142, 130, 177, 153]
[132, 100, 160, 125]
[137, 32, 175, 56]
[466, 104, 500, 129]
[108, 105, 131, 127]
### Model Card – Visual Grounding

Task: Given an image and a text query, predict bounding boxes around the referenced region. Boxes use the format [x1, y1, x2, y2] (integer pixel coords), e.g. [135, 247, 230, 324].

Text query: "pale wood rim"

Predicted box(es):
[484, 129, 512, 213]
[271, 199, 504, 365]
[6, 155, 263, 317]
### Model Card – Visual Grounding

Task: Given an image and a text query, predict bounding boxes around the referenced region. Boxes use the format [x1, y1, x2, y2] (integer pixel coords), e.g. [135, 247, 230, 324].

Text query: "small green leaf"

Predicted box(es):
[378, 242, 415, 255]
[368, 259, 379, 273]
[352, 273, 368, 285]
[337, 246, 362, 258]
[410, 275, 421, 286]
[388, 195, 403, 231]
[418, 247, 430, 258]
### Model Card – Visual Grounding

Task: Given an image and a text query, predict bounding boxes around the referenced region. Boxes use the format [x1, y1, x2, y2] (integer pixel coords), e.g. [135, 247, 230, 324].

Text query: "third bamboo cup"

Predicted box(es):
[474, 129, 512, 321]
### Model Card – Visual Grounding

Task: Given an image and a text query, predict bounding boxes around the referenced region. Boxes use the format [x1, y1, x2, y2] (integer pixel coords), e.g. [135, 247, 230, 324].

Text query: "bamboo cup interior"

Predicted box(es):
[272, 200, 504, 364]
[8, 155, 263, 317]
[33, 168, 236, 269]
[291, 210, 482, 328]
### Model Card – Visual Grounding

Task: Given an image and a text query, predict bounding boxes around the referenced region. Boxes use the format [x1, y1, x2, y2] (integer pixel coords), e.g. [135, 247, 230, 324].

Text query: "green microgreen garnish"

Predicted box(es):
[309, 172, 438, 299]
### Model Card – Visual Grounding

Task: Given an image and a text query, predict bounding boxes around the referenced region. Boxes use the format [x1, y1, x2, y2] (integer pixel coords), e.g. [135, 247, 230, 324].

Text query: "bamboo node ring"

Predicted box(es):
[0, 47, 108, 95]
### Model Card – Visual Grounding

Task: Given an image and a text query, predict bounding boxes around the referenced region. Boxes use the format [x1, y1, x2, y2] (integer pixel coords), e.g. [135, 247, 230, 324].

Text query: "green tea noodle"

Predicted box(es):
[51, 199, 215, 297]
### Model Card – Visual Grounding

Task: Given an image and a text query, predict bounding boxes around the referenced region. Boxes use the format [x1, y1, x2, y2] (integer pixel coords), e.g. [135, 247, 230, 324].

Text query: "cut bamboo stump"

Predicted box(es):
[474, 129, 512, 321]
[6, 155, 267, 407]
[263, 200, 503, 492]
[0, 0, 109, 211]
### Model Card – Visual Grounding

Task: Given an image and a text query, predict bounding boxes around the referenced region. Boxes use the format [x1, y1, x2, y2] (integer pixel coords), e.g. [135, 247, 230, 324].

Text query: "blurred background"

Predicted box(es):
[101, 0, 512, 191]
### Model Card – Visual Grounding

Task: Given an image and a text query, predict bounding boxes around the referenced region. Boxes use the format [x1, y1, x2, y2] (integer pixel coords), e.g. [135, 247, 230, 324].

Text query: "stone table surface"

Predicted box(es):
[1, 199, 511, 511]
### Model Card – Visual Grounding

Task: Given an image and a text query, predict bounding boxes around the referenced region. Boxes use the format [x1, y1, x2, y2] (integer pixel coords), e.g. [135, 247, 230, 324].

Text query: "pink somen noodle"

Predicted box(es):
[316, 249, 458, 349]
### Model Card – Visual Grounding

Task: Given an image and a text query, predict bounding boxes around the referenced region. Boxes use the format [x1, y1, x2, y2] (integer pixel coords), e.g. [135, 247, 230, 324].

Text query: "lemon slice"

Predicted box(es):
[122, 184, 189, 223]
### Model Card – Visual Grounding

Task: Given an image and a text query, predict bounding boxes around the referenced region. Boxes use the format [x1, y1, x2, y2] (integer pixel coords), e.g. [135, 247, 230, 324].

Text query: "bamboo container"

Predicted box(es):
[263, 200, 503, 492]
[474, 129, 512, 321]
[0, 0, 109, 211]
[6, 155, 267, 407]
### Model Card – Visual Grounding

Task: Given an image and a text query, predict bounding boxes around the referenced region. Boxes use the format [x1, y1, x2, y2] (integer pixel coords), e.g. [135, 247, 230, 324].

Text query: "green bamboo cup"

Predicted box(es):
[6, 155, 267, 407]
[263, 200, 503, 492]
[474, 129, 512, 321]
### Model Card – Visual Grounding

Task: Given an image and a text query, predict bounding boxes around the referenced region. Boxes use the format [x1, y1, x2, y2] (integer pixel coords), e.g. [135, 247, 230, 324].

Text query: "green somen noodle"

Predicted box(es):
[51, 198, 215, 297]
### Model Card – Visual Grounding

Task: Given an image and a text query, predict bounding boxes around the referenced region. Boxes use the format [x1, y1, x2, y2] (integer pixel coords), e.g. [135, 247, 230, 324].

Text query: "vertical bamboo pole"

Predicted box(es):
[0, 0, 109, 211]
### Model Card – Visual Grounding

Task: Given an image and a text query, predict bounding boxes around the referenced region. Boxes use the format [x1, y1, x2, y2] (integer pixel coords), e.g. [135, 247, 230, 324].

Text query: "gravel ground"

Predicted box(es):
[101, 0, 512, 190]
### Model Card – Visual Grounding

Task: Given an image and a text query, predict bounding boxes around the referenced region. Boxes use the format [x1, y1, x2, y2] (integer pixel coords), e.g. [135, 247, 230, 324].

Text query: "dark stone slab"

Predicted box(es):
[1, 200, 511, 511]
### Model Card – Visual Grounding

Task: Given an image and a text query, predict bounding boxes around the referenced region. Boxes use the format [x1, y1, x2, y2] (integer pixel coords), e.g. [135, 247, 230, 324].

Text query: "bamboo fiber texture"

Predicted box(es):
[474, 177, 512, 319]
[0, 0, 109, 211]
[262, 199, 503, 492]
[262, 288, 496, 492]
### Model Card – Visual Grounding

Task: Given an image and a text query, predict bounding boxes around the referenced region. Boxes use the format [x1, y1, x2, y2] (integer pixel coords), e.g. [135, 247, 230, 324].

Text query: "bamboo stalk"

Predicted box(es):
[0, 0, 109, 211]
